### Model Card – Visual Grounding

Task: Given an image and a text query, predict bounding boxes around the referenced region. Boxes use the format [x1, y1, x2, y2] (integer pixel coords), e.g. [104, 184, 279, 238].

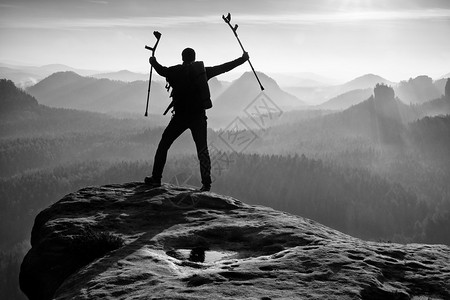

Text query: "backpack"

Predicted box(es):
[166, 61, 212, 112]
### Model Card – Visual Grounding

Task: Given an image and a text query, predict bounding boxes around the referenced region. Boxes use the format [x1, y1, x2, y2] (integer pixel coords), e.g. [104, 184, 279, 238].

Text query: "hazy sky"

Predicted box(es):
[1, 0, 449, 82]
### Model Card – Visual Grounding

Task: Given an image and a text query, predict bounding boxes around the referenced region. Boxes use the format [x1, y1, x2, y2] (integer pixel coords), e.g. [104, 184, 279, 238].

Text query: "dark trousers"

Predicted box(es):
[152, 114, 211, 186]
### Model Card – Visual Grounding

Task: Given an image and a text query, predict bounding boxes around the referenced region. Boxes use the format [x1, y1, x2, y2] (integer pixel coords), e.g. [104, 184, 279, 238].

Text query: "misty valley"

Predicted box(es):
[1, 70, 450, 299]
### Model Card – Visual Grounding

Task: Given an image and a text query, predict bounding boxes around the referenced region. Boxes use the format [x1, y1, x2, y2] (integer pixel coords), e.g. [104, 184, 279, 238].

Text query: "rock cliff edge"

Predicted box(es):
[20, 183, 450, 299]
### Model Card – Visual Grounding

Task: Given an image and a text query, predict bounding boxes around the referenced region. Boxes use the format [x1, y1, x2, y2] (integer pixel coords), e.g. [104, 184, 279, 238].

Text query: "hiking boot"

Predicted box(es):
[144, 176, 161, 187]
[199, 184, 211, 192]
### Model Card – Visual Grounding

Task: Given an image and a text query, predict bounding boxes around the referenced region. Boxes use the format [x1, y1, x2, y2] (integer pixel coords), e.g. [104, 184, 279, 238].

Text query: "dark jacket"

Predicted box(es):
[151, 56, 247, 116]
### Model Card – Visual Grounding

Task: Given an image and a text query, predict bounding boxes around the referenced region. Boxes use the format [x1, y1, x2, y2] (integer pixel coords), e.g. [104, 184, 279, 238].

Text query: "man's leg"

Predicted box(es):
[190, 115, 212, 189]
[152, 117, 187, 182]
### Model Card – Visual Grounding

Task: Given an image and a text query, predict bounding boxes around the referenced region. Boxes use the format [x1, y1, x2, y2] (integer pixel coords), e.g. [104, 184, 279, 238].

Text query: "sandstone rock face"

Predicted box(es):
[20, 183, 450, 300]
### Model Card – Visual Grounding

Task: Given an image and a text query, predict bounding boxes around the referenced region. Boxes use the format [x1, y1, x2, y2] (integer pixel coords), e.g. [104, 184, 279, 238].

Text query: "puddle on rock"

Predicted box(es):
[176, 249, 238, 263]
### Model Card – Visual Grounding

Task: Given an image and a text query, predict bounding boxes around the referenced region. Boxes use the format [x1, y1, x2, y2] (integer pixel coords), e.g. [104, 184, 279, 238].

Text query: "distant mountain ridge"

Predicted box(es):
[285, 73, 394, 105]
[269, 72, 338, 87]
[215, 72, 305, 109]
[293, 83, 448, 146]
[32, 64, 98, 76]
[0, 63, 99, 88]
[0, 79, 38, 112]
[395, 75, 442, 104]
[8, 66, 448, 125]
[27, 71, 170, 114]
[0, 78, 166, 138]
[0, 78, 112, 137]
[318, 88, 373, 110]
[315, 74, 444, 109]
[91, 70, 148, 82]
[315, 85, 409, 145]
[340, 74, 395, 92]
[24, 70, 304, 124]
[208, 71, 305, 127]
[0, 67, 41, 88]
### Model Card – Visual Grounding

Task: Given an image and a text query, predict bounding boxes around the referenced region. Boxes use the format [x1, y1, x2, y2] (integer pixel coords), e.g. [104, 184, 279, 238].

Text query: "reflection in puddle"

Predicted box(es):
[176, 248, 238, 263]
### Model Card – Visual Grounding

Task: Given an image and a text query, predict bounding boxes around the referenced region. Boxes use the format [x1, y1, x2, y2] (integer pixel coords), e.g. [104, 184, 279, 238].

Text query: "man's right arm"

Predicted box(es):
[149, 56, 169, 77]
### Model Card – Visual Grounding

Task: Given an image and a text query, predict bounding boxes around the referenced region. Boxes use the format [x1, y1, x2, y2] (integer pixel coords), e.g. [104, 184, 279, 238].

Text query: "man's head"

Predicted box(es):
[182, 48, 196, 63]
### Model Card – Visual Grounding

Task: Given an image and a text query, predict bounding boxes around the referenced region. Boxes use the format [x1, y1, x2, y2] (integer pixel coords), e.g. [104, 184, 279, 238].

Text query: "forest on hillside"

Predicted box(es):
[1, 79, 450, 299]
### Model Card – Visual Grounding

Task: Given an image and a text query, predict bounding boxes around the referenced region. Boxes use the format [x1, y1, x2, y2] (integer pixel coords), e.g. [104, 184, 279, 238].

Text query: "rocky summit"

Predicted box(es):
[20, 183, 450, 300]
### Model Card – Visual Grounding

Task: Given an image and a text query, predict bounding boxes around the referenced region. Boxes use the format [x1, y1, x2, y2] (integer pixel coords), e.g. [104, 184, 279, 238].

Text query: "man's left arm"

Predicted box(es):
[205, 52, 249, 80]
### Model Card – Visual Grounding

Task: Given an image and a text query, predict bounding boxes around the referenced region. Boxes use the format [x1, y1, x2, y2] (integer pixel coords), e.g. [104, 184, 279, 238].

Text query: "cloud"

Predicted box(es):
[238, 9, 450, 25]
[1, 8, 449, 30]
[84, 0, 109, 4]
[0, 15, 222, 30]
[0, 3, 22, 8]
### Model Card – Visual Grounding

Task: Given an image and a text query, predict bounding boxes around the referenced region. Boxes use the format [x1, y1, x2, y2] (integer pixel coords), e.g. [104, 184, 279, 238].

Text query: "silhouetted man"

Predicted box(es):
[145, 48, 249, 191]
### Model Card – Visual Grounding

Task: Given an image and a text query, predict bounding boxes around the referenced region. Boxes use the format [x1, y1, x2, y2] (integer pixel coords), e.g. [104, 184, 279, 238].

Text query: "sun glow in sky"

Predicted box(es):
[0, 0, 449, 82]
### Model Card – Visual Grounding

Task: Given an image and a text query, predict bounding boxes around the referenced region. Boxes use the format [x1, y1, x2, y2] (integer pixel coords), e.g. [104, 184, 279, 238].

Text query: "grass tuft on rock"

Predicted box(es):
[69, 229, 124, 267]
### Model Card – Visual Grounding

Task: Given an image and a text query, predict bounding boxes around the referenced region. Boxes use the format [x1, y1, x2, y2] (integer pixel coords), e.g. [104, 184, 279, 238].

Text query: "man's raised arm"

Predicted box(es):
[205, 52, 249, 80]
[149, 56, 169, 77]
